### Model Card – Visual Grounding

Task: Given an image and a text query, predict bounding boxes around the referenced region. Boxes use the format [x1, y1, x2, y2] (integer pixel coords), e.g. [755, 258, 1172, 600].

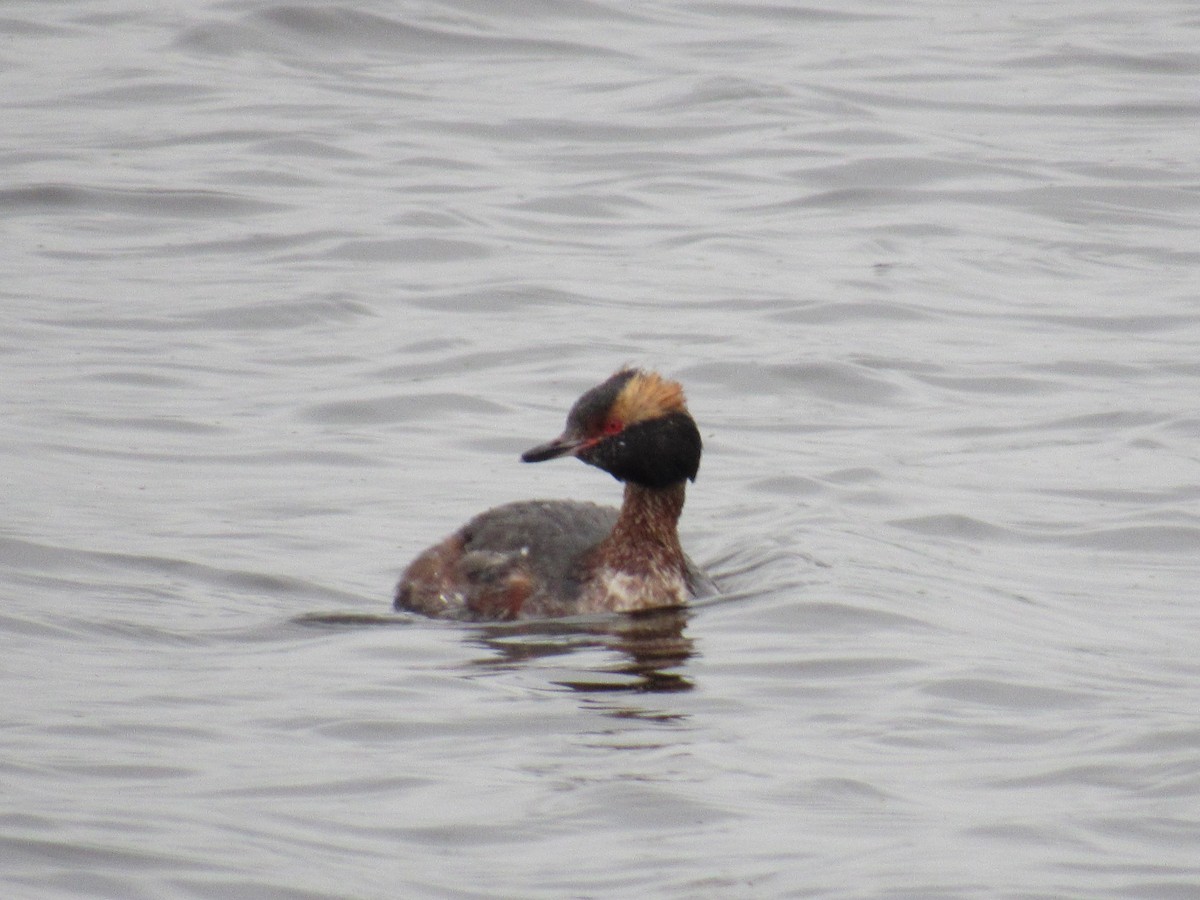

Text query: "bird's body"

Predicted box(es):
[394, 369, 709, 620]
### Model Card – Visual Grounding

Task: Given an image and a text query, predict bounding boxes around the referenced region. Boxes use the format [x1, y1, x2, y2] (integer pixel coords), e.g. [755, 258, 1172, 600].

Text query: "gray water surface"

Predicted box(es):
[4, 1, 1199, 898]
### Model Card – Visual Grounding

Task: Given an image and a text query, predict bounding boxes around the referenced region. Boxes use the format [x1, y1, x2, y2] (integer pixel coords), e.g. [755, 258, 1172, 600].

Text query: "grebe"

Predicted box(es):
[394, 368, 710, 620]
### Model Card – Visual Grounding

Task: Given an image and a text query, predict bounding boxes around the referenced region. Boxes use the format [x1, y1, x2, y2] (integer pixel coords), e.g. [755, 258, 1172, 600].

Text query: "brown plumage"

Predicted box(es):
[394, 368, 711, 620]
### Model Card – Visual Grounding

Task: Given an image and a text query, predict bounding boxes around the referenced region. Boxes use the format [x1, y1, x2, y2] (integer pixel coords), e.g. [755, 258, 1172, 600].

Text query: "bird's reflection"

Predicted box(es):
[470, 606, 695, 694]
[293, 606, 696, 695]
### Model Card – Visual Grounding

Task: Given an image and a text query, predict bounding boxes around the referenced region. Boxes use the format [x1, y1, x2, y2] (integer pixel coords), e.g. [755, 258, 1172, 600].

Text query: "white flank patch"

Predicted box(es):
[584, 566, 687, 613]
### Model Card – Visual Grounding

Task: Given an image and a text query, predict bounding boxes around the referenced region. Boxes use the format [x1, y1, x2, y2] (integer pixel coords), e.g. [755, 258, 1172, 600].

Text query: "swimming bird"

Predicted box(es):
[394, 368, 709, 619]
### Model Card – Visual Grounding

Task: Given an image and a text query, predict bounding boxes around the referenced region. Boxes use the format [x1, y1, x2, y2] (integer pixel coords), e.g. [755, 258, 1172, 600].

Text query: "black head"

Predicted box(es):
[521, 369, 701, 489]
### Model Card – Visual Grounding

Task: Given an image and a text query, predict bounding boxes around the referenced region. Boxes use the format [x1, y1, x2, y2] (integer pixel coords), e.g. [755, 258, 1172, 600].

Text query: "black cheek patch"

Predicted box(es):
[582, 411, 701, 488]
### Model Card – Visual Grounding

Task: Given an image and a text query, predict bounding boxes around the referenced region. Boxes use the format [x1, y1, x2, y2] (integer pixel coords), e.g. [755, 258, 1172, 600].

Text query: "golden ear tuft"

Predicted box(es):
[612, 370, 687, 424]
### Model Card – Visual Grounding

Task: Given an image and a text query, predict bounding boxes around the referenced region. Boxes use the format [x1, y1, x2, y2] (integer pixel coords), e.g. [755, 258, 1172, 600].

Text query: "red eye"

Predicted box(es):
[601, 419, 623, 437]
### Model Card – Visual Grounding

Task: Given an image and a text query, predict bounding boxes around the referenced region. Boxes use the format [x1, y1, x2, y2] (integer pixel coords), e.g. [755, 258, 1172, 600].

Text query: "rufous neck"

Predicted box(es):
[599, 481, 687, 573]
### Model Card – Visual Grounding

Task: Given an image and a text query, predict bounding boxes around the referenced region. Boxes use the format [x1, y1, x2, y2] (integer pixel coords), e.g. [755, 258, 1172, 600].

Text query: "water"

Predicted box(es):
[3, 1, 1199, 897]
